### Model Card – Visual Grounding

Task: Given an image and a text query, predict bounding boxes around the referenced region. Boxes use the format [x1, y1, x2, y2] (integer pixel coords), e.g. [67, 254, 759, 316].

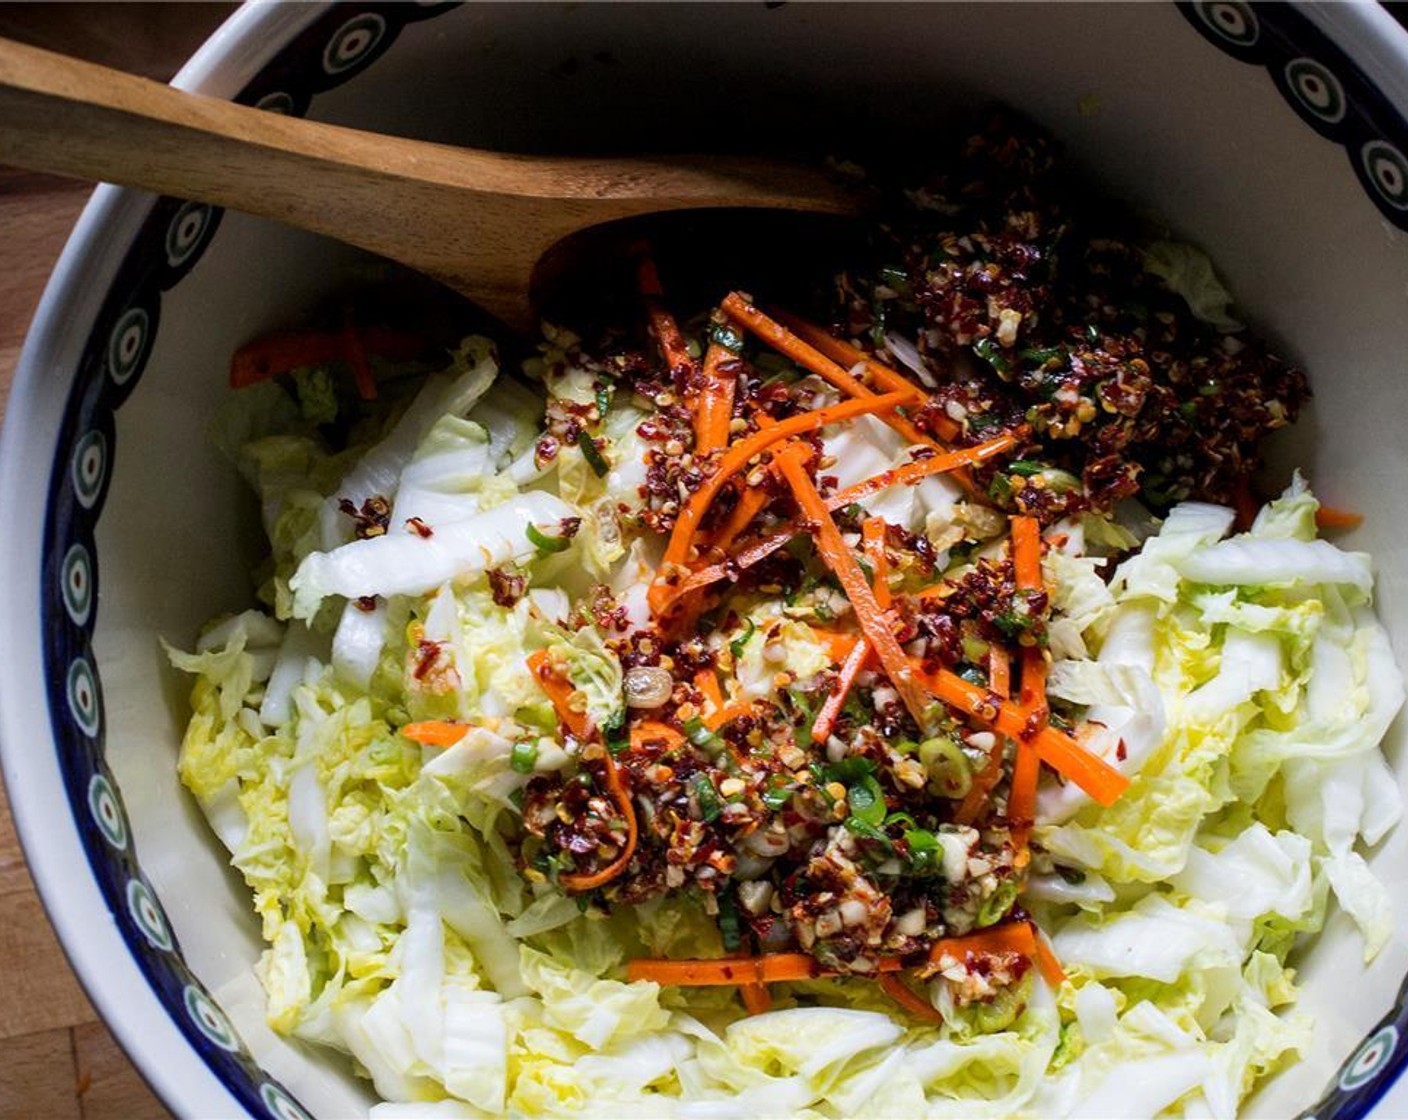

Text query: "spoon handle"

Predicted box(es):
[0, 37, 857, 328]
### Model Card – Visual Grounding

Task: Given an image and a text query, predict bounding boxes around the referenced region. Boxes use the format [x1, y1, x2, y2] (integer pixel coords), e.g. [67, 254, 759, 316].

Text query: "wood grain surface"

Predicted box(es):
[0, 7, 234, 1117]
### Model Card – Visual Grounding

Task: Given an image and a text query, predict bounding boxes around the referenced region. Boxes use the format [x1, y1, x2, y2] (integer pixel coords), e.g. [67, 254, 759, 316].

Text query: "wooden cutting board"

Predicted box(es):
[0, 5, 234, 1117]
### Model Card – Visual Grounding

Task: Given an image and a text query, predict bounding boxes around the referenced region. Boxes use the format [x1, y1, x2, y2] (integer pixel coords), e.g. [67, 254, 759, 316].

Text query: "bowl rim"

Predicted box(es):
[0, 4, 325, 1115]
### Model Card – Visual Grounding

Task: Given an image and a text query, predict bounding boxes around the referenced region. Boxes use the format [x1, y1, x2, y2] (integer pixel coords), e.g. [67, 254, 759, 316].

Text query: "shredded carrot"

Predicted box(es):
[774, 444, 931, 725]
[229, 326, 422, 389]
[954, 646, 1011, 825]
[626, 923, 1059, 990]
[1009, 516, 1047, 864]
[879, 973, 943, 1023]
[558, 746, 638, 892]
[400, 720, 470, 747]
[1031, 926, 1067, 988]
[653, 433, 1016, 613]
[630, 721, 686, 752]
[771, 309, 962, 443]
[862, 517, 891, 609]
[926, 921, 1037, 966]
[634, 244, 696, 379]
[910, 662, 1129, 807]
[704, 702, 753, 732]
[696, 340, 739, 455]
[709, 481, 773, 555]
[648, 389, 912, 615]
[695, 667, 725, 714]
[526, 648, 591, 739]
[739, 982, 773, 1015]
[812, 631, 871, 745]
[1316, 504, 1364, 530]
[809, 626, 861, 664]
[341, 308, 377, 401]
[722, 294, 932, 450]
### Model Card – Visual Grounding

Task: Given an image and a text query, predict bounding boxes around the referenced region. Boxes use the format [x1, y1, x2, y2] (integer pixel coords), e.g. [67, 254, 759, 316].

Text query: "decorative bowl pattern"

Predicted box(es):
[10, 2, 1408, 1117]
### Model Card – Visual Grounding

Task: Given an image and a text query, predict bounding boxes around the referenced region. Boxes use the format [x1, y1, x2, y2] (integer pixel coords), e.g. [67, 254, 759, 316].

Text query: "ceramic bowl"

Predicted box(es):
[5, 2, 1408, 1116]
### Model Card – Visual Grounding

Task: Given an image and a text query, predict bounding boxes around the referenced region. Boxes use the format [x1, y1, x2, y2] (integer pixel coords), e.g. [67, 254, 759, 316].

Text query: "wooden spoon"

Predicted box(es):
[0, 37, 861, 333]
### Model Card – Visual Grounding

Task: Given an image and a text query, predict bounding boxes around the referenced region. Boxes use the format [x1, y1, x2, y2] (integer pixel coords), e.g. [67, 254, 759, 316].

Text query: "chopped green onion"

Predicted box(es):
[577, 430, 610, 477]
[846, 774, 887, 825]
[844, 816, 891, 844]
[718, 889, 742, 951]
[510, 740, 539, 774]
[729, 618, 756, 661]
[762, 785, 793, 810]
[1008, 459, 1047, 477]
[595, 387, 612, 421]
[694, 774, 722, 823]
[709, 322, 744, 352]
[526, 522, 572, 554]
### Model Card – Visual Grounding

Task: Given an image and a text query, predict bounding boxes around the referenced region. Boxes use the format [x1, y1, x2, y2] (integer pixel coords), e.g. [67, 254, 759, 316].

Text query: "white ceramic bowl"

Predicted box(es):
[6, 3, 1408, 1116]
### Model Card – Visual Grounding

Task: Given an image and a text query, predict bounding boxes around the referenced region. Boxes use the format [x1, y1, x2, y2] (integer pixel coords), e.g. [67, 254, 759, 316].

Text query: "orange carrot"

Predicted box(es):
[811, 632, 871, 745]
[634, 244, 696, 379]
[704, 702, 753, 732]
[862, 517, 891, 610]
[653, 433, 1017, 614]
[1009, 517, 1047, 864]
[696, 340, 739, 455]
[1031, 926, 1067, 988]
[809, 626, 862, 664]
[630, 721, 686, 752]
[400, 720, 470, 747]
[558, 746, 638, 892]
[740, 982, 773, 1015]
[910, 663, 1129, 807]
[526, 649, 591, 739]
[695, 667, 725, 714]
[774, 445, 931, 725]
[926, 921, 1037, 966]
[341, 308, 377, 401]
[771, 309, 961, 442]
[723, 294, 930, 454]
[954, 646, 1011, 825]
[1316, 504, 1364, 530]
[649, 390, 912, 615]
[879, 973, 943, 1023]
[709, 482, 773, 555]
[229, 326, 422, 389]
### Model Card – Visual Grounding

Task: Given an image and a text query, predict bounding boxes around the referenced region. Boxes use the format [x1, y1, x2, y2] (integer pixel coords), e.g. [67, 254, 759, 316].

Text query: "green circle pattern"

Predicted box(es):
[165, 202, 215, 270]
[70, 430, 106, 510]
[106, 306, 150, 387]
[87, 773, 127, 851]
[61, 543, 92, 627]
[126, 879, 173, 953]
[260, 1083, 315, 1120]
[321, 13, 386, 75]
[1285, 58, 1346, 125]
[182, 985, 241, 1054]
[1340, 1025, 1399, 1092]
[1361, 141, 1408, 210]
[67, 657, 100, 738]
[1195, 1, 1259, 48]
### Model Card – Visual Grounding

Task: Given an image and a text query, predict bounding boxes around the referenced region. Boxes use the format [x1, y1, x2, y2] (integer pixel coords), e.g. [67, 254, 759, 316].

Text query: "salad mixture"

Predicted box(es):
[170, 117, 1403, 1118]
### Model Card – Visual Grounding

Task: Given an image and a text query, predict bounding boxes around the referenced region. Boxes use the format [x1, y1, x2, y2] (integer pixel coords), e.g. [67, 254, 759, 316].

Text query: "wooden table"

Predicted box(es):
[0, 6, 235, 1116]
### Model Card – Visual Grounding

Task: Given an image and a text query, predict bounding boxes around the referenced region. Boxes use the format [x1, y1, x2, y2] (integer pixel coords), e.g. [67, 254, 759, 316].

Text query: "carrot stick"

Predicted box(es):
[862, 517, 891, 610]
[1009, 516, 1047, 865]
[740, 982, 773, 1015]
[229, 326, 423, 389]
[558, 746, 638, 892]
[696, 341, 739, 455]
[926, 921, 1036, 966]
[1316, 504, 1364, 530]
[630, 721, 686, 752]
[654, 433, 1017, 613]
[634, 244, 696, 379]
[695, 667, 725, 714]
[811, 631, 871, 744]
[910, 663, 1128, 807]
[648, 390, 912, 615]
[878, 973, 943, 1023]
[954, 646, 1010, 825]
[526, 648, 591, 739]
[1031, 926, 1067, 988]
[400, 720, 470, 747]
[704, 702, 753, 732]
[771, 309, 961, 442]
[709, 482, 773, 555]
[723, 293, 936, 451]
[774, 445, 931, 725]
[342, 308, 378, 401]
